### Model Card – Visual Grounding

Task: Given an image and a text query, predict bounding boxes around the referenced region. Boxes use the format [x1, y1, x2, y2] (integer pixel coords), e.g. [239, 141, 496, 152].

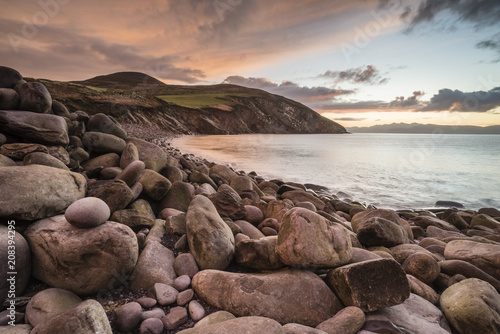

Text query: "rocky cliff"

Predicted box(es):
[37, 72, 347, 135]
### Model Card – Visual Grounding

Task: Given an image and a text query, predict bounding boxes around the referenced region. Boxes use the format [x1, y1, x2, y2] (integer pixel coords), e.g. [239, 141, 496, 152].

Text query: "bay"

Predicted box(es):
[172, 133, 500, 210]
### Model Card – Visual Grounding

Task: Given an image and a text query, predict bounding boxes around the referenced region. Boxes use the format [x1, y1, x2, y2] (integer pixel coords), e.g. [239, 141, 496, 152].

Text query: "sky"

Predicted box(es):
[1, 0, 499, 128]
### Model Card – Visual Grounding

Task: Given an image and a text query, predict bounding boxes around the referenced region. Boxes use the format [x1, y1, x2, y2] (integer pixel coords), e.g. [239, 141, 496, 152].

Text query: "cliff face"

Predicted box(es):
[40, 72, 347, 135]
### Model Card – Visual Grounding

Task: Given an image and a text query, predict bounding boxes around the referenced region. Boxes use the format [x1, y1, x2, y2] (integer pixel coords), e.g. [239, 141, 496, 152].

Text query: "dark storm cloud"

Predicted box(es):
[389, 91, 425, 108]
[403, 0, 500, 28]
[318, 65, 388, 85]
[222, 75, 354, 101]
[419, 87, 500, 112]
[476, 33, 500, 63]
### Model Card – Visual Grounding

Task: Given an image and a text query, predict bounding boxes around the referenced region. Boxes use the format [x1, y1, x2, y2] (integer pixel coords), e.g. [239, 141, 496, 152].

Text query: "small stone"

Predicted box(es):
[177, 289, 195, 306]
[120, 142, 139, 169]
[64, 197, 110, 228]
[244, 205, 264, 225]
[174, 253, 200, 278]
[173, 275, 191, 291]
[152, 283, 179, 306]
[140, 317, 164, 334]
[175, 234, 188, 250]
[136, 297, 157, 309]
[261, 226, 278, 236]
[162, 306, 188, 330]
[189, 300, 206, 322]
[141, 307, 166, 321]
[115, 302, 143, 332]
[100, 166, 122, 179]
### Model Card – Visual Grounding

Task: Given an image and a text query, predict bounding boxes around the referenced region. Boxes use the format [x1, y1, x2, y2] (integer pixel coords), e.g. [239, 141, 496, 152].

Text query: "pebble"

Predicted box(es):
[136, 297, 157, 309]
[162, 306, 189, 330]
[141, 307, 166, 321]
[173, 275, 192, 291]
[174, 253, 200, 278]
[189, 300, 206, 322]
[115, 302, 143, 332]
[177, 289, 195, 306]
[64, 197, 110, 228]
[140, 317, 164, 334]
[152, 283, 179, 306]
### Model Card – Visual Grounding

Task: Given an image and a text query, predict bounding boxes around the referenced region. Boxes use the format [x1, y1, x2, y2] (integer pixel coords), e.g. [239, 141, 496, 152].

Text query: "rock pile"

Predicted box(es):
[1, 65, 500, 333]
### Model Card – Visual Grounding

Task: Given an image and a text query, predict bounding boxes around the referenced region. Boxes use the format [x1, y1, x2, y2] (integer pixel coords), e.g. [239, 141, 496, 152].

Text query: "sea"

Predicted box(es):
[172, 133, 500, 210]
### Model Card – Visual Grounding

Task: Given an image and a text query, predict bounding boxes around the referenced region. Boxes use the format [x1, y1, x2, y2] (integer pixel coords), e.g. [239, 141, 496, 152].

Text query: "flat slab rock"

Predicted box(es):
[192, 268, 343, 327]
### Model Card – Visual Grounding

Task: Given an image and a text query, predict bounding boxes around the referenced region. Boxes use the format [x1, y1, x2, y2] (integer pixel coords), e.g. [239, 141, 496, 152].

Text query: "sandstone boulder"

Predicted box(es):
[25, 288, 82, 327]
[445, 240, 500, 280]
[130, 241, 176, 291]
[276, 207, 352, 268]
[25, 215, 138, 295]
[87, 113, 127, 139]
[209, 184, 246, 220]
[193, 269, 343, 326]
[127, 137, 167, 172]
[235, 236, 284, 270]
[186, 195, 235, 270]
[326, 258, 410, 312]
[15, 82, 52, 114]
[440, 278, 500, 334]
[83, 131, 126, 154]
[0, 165, 86, 220]
[0, 66, 23, 88]
[0, 110, 68, 146]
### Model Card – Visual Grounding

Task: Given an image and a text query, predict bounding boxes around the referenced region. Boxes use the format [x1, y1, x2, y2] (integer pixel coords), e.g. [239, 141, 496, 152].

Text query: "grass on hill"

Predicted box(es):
[157, 93, 250, 109]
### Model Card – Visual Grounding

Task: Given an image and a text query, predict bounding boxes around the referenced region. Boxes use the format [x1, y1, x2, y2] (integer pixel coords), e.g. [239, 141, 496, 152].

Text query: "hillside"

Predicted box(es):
[35, 72, 347, 135]
[348, 123, 500, 134]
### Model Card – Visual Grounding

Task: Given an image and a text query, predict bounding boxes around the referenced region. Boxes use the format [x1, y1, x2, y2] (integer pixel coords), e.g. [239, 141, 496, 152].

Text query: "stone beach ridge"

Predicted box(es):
[1, 65, 500, 333]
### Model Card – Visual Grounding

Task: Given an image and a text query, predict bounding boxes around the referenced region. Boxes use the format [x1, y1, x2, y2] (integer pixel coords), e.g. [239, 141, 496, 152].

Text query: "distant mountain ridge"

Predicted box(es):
[37, 71, 347, 135]
[348, 123, 500, 134]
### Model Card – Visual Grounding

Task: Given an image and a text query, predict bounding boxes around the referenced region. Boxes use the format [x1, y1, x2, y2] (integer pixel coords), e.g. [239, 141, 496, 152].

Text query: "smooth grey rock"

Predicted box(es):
[0, 110, 68, 145]
[0, 165, 86, 220]
[64, 197, 110, 228]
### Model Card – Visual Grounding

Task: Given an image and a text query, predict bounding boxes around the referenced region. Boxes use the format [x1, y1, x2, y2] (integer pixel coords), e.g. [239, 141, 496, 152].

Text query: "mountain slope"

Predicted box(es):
[40, 72, 347, 135]
[348, 123, 500, 134]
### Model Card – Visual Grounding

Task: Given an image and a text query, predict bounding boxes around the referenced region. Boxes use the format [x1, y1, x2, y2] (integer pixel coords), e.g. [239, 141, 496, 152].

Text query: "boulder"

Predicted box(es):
[316, 306, 365, 334]
[479, 208, 500, 218]
[284, 323, 327, 334]
[439, 260, 500, 292]
[115, 160, 145, 186]
[50, 100, 71, 118]
[193, 269, 343, 326]
[402, 252, 440, 284]
[234, 220, 265, 239]
[326, 258, 410, 312]
[193, 310, 235, 328]
[235, 236, 284, 270]
[209, 164, 238, 183]
[179, 316, 285, 334]
[0, 110, 69, 146]
[0, 225, 31, 302]
[15, 82, 52, 114]
[411, 215, 460, 232]
[25, 215, 138, 295]
[64, 197, 110, 228]
[0, 165, 86, 220]
[160, 181, 194, 212]
[407, 274, 440, 304]
[23, 152, 69, 170]
[30, 300, 112, 334]
[363, 293, 451, 334]
[0, 66, 23, 88]
[82, 132, 126, 154]
[0, 154, 16, 167]
[445, 240, 500, 280]
[209, 184, 246, 220]
[130, 241, 176, 291]
[351, 209, 411, 247]
[440, 278, 500, 334]
[186, 195, 235, 270]
[120, 142, 139, 169]
[281, 190, 326, 211]
[87, 113, 127, 139]
[127, 137, 167, 172]
[174, 253, 199, 278]
[111, 209, 155, 228]
[276, 207, 352, 268]
[87, 179, 134, 213]
[25, 288, 82, 327]
[0, 88, 19, 110]
[1, 143, 48, 161]
[81, 153, 120, 172]
[189, 170, 217, 189]
[471, 214, 500, 229]
[139, 169, 172, 201]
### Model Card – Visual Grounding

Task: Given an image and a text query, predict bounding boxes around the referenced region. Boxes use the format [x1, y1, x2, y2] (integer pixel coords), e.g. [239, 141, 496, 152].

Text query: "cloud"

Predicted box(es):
[389, 91, 425, 108]
[476, 33, 500, 62]
[402, 0, 500, 29]
[222, 75, 354, 101]
[419, 87, 500, 112]
[318, 65, 388, 85]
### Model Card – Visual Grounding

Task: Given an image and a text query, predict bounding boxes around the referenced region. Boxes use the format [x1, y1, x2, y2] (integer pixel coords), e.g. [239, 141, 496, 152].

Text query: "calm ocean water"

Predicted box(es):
[172, 133, 500, 210]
